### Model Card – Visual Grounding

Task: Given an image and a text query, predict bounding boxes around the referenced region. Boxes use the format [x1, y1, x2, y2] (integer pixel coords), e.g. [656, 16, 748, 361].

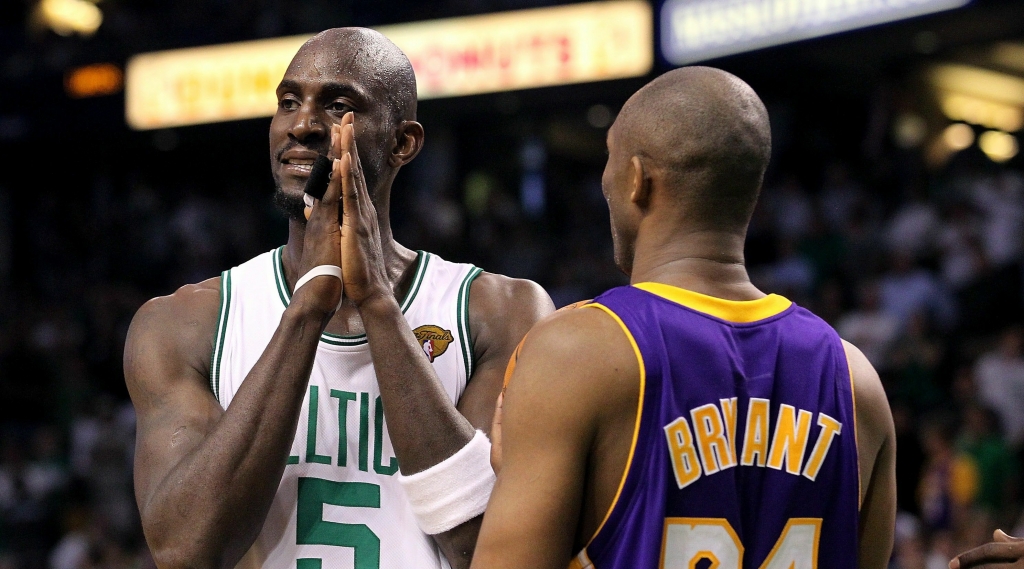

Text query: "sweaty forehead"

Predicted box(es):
[283, 28, 417, 119]
[286, 36, 381, 92]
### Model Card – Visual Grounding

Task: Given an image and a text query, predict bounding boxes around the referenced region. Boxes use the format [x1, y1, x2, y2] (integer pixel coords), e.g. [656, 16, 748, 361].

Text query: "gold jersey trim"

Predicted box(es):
[633, 282, 791, 323]
[575, 302, 647, 563]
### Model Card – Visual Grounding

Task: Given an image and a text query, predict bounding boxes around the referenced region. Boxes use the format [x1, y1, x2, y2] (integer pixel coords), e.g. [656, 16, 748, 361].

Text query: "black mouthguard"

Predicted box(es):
[303, 155, 333, 201]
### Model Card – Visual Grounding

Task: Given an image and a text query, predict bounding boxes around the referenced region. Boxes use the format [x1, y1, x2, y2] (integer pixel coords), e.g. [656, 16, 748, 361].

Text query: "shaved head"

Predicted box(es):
[298, 27, 418, 124]
[615, 66, 771, 231]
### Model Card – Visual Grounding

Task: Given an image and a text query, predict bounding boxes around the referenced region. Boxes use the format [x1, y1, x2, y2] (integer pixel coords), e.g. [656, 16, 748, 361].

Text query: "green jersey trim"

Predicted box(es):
[272, 247, 289, 307]
[271, 247, 430, 346]
[209, 269, 232, 403]
[400, 251, 430, 313]
[457, 267, 483, 382]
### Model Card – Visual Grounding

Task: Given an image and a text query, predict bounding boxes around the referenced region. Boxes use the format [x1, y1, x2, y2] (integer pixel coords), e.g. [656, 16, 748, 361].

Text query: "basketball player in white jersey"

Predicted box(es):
[124, 28, 553, 569]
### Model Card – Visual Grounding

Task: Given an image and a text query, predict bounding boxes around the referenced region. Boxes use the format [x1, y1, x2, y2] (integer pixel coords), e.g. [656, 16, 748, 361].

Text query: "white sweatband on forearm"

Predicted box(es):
[293, 265, 343, 311]
[397, 430, 496, 535]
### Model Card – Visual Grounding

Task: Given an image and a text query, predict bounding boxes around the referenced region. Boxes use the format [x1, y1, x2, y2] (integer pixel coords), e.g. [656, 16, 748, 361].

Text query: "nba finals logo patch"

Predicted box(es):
[413, 325, 454, 363]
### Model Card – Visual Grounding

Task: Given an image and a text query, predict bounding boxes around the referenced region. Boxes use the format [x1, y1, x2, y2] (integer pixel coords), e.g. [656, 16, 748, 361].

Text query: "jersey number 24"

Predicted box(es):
[662, 518, 821, 569]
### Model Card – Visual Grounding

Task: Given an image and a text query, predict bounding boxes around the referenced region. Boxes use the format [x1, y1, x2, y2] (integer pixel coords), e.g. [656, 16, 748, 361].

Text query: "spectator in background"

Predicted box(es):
[888, 312, 945, 413]
[799, 212, 846, 287]
[971, 171, 1024, 268]
[818, 161, 866, 232]
[937, 201, 986, 291]
[894, 532, 929, 569]
[764, 175, 814, 239]
[918, 415, 979, 532]
[841, 203, 885, 278]
[975, 326, 1024, 448]
[886, 184, 940, 259]
[754, 237, 816, 301]
[957, 404, 1019, 524]
[838, 280, 901, 370]
[0, 430, 69, 569]
[879, 252, 957, 331]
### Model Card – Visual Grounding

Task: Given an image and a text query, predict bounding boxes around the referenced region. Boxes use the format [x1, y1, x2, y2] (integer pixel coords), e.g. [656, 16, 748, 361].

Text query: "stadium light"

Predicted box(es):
[65, 63, 122, 98]
[942, 123, 974, 151]
[931, 64, 1024, 133]
[940, 93, 1023, 133]
[930, 64, 1024, 107]
[978, 130, 1019, 162]
[37, 0, 102, 37]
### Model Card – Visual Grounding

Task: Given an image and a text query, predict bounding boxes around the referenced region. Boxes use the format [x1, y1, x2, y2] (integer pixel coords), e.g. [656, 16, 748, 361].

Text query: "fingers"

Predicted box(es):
[305, 127, 344, 226]
[338, 114, 373, 227]
[323, 156, 343, 209]
[338, 113, 370, 202]
[953, 541, 1024, 568]
[328, 117, 345, 160]
[995, 530, 1024, 543]
[339, 150, 355, 224]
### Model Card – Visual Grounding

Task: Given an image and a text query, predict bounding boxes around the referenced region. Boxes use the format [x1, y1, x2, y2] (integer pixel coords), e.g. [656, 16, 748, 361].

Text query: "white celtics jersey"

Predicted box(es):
[210, 246, 482, 569]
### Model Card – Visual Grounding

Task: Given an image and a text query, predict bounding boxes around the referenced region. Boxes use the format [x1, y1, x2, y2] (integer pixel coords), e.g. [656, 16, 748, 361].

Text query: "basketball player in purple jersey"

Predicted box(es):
[471, 67, 897, 569]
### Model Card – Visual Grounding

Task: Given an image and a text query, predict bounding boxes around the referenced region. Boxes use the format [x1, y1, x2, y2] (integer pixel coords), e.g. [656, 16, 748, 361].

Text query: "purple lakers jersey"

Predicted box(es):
[571, 282, 860, 569]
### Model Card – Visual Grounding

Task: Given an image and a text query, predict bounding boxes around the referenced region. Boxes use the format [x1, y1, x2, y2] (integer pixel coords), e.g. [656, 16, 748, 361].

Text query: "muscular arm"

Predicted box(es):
[844, 340, 897, 569]
[334, 113, 554, 567]
[358, 273, 552, 567]
[471, 308, 638, 569]
[127, 175, 346, 569]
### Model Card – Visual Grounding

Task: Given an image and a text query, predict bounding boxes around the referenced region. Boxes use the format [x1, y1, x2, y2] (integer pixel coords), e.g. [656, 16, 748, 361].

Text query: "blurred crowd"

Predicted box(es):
[749, 162, 1024, 569]
[0, 100, 1023, 568]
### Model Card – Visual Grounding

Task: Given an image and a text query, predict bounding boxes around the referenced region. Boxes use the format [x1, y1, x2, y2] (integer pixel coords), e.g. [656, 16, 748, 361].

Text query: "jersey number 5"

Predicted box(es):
[661, 518, 821, 569]
[297, 477, 381, 569]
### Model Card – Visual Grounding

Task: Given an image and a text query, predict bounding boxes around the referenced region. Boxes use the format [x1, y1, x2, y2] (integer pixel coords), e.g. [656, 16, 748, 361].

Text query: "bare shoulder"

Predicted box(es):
[842, 339, 895, 501]
[467, 272, 555, 356]
[502, 303, 641, 468]
[468, 272, 553, 318]
[842, 339, 891, 438]
[125, 277, 222, 401]
[513, 305, 639, 394]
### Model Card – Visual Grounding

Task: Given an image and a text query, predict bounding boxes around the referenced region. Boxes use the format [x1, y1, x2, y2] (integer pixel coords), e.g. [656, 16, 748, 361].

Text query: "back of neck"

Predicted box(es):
[628, 226, 766, 302]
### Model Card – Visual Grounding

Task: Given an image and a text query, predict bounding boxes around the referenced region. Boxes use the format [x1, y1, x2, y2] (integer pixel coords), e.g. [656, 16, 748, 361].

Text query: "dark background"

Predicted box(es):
[1, 0, 1023, 567]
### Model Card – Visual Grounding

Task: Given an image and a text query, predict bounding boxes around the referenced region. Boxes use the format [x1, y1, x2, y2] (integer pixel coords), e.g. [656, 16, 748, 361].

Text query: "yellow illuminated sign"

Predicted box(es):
[125, 35, 309, 130]
[125, 0, 652, 130]
[377, 1, 652, 100]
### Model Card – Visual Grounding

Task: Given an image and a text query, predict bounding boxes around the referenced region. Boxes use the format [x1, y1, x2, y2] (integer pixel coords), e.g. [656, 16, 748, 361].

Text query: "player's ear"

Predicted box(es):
[628, 155, 651, 208]
[389, 121, 424, 167]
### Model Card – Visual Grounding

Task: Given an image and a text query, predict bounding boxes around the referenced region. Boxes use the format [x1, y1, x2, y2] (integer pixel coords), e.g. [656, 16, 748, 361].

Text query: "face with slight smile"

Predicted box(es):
[269, 36, 393, 219]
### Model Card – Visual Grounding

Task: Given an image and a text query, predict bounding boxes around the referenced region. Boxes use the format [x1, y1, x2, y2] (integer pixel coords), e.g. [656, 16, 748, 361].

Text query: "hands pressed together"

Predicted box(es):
[295, 112, 392, 317]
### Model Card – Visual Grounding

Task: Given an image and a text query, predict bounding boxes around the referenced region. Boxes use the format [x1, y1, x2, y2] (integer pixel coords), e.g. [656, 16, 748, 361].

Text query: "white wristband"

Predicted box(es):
[397, 430, 496, 535]
[293, 265, 343, 311]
